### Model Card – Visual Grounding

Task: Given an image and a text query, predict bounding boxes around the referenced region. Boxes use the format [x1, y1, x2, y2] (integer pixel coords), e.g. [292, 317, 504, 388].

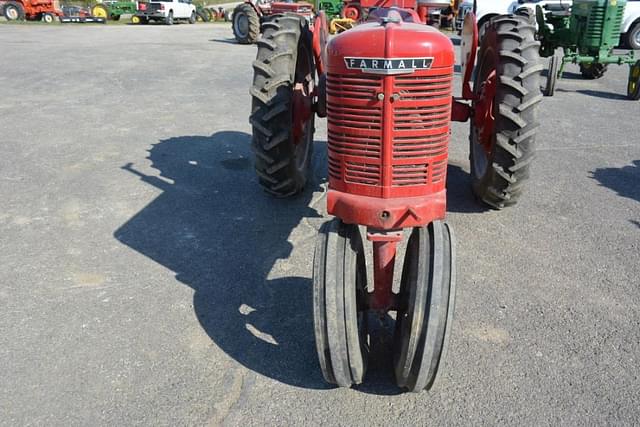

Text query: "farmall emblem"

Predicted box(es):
[344, 57, 433, 75]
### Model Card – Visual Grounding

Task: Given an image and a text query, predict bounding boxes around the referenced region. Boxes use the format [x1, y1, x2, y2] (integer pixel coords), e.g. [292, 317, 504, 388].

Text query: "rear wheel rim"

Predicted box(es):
[236, 13, 248, 37]
[7, 7, 18, 19]
[634, 29, 640, 46]
[471, 45, 497, 179]
[292, 42, 314, 172]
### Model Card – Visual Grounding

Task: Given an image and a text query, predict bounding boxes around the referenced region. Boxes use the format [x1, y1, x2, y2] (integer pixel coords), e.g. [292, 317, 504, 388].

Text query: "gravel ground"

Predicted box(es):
[0, 23, 639, 426]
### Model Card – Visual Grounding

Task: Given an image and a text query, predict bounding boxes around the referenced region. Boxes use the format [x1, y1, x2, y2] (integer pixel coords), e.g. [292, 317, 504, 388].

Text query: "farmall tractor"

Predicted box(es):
[248, 3, 541, 389]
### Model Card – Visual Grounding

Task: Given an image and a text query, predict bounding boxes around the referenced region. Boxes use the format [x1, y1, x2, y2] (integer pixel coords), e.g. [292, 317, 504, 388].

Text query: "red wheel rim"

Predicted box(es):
[343, 6, 360, 21]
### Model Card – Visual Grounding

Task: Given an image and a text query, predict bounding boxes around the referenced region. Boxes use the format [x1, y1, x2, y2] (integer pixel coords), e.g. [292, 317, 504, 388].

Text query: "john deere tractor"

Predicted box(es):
[534, 0, 640, 99]
[91, 0, 137, 20]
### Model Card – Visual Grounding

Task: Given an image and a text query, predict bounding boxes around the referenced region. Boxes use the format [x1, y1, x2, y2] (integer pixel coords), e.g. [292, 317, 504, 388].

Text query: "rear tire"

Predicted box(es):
[250, 14, 315, 197]
[470, 14, 542, 209]
[3, 1, 25, 20]
[232, 3, 260, 44]
[579, 62, 607, 79]
[189, 11, 196, 24]
[165, 11, 173, 25]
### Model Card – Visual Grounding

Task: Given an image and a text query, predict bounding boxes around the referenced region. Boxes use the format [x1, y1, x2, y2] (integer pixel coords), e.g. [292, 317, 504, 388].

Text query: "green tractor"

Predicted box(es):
[318, 0, 342, 17]
[91, 0, 138, 21]
[534, 0, 640, 99]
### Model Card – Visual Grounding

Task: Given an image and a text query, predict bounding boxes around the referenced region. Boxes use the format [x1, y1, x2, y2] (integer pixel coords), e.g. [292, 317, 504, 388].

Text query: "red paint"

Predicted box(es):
[343, 5, 360, 20]
[353, 0, 416, 13]
[326, 13, 454, 226]
[8, 0, 63, 19]
[324, 9, 455, 310]
[451, 99, 471, 122]
[370, 241, 398, 310]
[416, 4, 427, 23]
[474, 70, 496, 153]
[292, 83, 313, 144]
[312, 12, 328, 75]
[460, 12, 478, 100]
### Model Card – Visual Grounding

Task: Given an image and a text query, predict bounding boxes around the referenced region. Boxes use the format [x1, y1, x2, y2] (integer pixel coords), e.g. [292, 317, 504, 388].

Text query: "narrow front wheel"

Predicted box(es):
[544, 54, 559, 97]
[313, 219, 369, 387]
[393, 221, 456, 392]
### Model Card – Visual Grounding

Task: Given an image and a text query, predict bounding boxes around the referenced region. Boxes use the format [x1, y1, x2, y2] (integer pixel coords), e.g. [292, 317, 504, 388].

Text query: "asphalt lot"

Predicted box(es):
[1, 23, 639, 426]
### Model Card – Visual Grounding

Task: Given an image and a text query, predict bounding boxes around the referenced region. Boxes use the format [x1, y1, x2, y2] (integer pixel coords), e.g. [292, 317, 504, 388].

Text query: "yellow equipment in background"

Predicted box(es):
[329, 17, 355, 34]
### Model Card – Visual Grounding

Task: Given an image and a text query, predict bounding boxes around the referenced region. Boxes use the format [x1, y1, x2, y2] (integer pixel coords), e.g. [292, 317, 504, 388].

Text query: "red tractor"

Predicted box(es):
[248, 3, 541, 390]
[2, 0, 63, 22]
[232, 0, 314, 44]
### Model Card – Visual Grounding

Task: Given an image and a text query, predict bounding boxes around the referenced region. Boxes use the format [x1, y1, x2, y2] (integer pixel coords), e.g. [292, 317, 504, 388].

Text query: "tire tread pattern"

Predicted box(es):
[250, 14, 313, 197]
[472, 14, 542, 209]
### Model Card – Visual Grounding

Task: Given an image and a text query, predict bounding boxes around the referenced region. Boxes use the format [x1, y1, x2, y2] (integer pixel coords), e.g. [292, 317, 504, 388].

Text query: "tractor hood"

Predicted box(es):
[327, 11, 455, 75]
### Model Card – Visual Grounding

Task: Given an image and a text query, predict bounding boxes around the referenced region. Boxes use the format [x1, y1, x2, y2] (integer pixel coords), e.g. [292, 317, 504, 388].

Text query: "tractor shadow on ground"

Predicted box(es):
[540, 69, 583, 80]
[209, 38, 241, 44]
[591, 160, 640, 228]
[555, 88, 629, 100]
[446, 163, 489, 213]
[113, 131, 406, 395]
[115, 131, 330, 390]
[574, 89, 630, 100]
[590, 160, 640, 204]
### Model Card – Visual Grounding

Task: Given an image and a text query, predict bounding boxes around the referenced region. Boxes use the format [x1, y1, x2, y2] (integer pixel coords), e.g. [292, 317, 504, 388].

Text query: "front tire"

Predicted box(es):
[189, 11, 195, 24]
[41, 12, 54, 23]
[313, 219, 369, 387]
[232, 3, 260, 44]
[165, 11, 173, 25]
[544, 54, 559, 97]
[250, 14, 315, 197]
[470, 14, 542, 209]
[393, 222, 456, 392]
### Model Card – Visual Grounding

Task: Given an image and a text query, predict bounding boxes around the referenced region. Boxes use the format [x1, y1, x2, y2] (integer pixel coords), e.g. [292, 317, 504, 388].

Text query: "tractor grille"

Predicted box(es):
[581, 3, 625, 49]
[327, 74, 383, 186]
[391, 74, 451, 187]
[327, 70, 452, 196]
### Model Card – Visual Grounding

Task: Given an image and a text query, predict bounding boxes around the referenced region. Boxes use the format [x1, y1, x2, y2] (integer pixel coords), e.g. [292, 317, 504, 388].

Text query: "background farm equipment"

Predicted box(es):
[204, 5, 230, 21]
[196, 4, 212, 21]
[2, 0, 62, 22]
[231, 0, 314, 43]
[91, 0, 137, 21]
[60, 4, 107, 22]
[318, 0, 353, 33]
[247, 4, 542, 390]
[318, 0, 341, 16]
[535, 0, 640, 99]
